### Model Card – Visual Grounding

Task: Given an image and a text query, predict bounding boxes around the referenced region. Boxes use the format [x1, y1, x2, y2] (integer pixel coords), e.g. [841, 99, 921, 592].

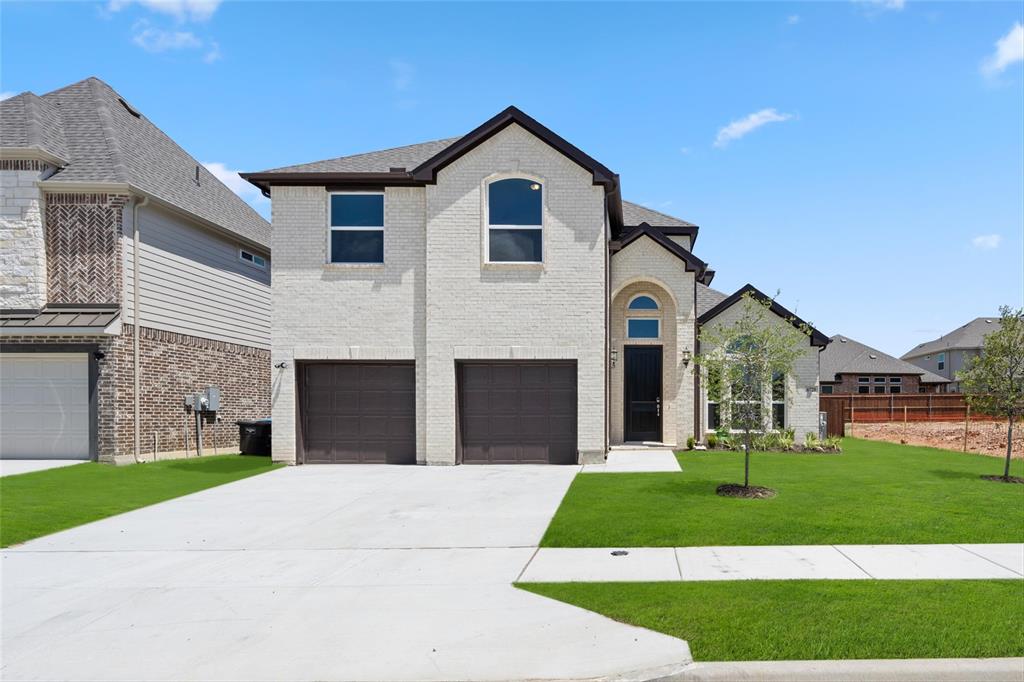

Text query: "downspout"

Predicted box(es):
[132, 195, 150, 463]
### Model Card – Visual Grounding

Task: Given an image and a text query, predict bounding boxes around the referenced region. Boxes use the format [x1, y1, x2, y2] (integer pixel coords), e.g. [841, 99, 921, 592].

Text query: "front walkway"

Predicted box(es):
[1, 464, 691, 682]
[520, 543, 1024, 582]
[581, 447, 681, 473]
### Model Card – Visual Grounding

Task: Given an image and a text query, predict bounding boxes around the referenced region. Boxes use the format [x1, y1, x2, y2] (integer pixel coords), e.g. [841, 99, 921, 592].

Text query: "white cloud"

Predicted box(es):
[203, 161, 269, 212]
[786, 15, 800, 25]
[132, 23, 201, 52]
[108, 0, 221, 22]
[981, 22, 1024, 77]
[0, 91, 16, 101]
[855, 0, 905, 12]
[203, 41, 221, 63]
[679, 146, 691, 155]
[390, 59, 415, 92]
[714, 108, 793, 148]
[971, 234, 1002, 250]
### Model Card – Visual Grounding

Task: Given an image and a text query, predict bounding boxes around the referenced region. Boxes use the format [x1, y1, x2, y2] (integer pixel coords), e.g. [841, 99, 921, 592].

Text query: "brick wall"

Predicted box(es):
[0, 162, 50, 309]
[45, 193, 128, 305]
[2, 326, 269, 462]
[823, 373, 928, 394]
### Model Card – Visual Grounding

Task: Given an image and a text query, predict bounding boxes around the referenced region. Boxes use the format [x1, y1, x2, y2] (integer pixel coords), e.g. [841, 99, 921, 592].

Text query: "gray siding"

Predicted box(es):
[123, 201, 271, 349]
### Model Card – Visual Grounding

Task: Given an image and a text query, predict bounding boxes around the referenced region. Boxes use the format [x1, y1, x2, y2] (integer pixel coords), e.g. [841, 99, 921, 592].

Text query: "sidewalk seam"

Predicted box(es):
[831, 545, 876, 578]
[674, 547, 684, 580]
[515, 546, 541, 583]
[955, 544, 1024, 577]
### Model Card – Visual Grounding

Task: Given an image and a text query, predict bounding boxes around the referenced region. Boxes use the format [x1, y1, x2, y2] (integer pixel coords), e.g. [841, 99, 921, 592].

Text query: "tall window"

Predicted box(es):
[330, 193, 384, 263]
[772, 371, 785, 429]
[626, 294, 661, 339]
[937, 352, 945, 370]
[487, 178, 542, 262]
[707, 366, 722, 430]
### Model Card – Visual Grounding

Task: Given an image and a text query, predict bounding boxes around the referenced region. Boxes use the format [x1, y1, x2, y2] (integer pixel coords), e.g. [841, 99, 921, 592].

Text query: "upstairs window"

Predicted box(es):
[628, 295, 659, 310]
[239, 248, 266, 269]
[487, 178, 542, 262]
[330, 193, 384, 264]
[937, 352, 945, 370]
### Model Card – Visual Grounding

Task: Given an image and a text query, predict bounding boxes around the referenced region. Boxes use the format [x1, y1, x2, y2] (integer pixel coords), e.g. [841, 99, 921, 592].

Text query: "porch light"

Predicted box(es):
[610, 348, 619, 367]
[681, 349, 692, 365]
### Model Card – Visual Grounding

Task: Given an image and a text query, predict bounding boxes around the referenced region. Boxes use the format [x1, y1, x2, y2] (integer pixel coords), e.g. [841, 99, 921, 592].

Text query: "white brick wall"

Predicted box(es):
[610, 236, 697, 446]
[698, 299, 821, 443]
[423, 124, 607, 464]
[0, 168, 48, 309]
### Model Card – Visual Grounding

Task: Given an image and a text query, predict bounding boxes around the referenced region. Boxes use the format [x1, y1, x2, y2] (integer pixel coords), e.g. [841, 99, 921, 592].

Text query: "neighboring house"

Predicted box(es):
[0, 77, 271, 463]
[820, 335, 949, 394]
[901, 317, 1001, 392]
[241, 106, 828, 466]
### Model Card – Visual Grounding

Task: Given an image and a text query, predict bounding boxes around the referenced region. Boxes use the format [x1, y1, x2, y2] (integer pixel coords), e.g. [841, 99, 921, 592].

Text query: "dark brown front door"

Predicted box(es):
[299, 362, 415, 464]
[458, 361, 577, 464]
[624, 346, 662, 442]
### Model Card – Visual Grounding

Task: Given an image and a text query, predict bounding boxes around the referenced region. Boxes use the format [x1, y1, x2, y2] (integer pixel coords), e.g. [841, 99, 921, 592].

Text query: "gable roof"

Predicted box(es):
[697, 283, 830, 347]
[1, 78, 269, 249]
[242, 105, 634, 236]
[621, 201, 696, 228]
[901, 317, 1002, 359]
[696, 283, 729, 317]
[613, 223, 714, 284]
[824, 335, 950, 383]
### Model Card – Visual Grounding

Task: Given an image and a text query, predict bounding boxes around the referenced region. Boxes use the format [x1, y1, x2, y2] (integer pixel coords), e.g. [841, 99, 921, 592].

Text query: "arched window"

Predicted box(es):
[628, 295, 659, 310]
[626, 293, 661, 339]
[487, 178, 543, 263]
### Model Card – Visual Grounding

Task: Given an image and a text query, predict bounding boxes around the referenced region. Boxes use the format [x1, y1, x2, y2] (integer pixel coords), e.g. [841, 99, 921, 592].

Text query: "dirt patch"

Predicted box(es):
[852, 420, 1023, 458]
[716, 483, 777, 499]
[981, 475, 1024, 484]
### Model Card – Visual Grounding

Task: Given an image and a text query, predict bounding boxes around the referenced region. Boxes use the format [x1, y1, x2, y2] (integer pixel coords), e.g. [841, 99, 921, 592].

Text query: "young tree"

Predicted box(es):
[698, 292, 812, 494]
[959, 306, 1024, 482]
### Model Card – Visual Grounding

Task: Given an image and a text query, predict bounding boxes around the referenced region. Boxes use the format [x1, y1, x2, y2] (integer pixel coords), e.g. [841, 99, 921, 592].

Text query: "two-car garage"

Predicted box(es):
[297, 360, 577, 465]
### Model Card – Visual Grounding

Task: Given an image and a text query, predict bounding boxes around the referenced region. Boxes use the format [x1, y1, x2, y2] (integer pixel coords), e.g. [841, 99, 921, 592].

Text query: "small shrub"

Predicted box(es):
[804, 432, 824, 452]
[706, 433, 718, 449]
[824, 436, 843, 453]
[686, 436, 696, 450]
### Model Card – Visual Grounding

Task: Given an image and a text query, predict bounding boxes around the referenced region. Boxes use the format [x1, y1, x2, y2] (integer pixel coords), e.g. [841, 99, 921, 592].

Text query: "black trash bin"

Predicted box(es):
[238, 419, 271, 456]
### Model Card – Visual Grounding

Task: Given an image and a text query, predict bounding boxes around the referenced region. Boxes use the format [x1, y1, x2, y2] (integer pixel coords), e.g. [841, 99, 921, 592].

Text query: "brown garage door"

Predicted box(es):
[299, 362, 415, 464]
[458, 361, 577, 465]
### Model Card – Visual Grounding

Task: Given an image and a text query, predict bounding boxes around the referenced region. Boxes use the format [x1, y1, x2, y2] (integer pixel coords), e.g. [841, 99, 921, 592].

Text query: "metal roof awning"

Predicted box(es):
[0, 304, 121, 336]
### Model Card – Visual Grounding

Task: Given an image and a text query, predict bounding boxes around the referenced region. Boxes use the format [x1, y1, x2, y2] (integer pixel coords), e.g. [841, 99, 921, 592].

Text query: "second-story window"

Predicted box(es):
[937, 352, 945, 370]
[330, 192, 384, 264]
[487, 178, 542, 263]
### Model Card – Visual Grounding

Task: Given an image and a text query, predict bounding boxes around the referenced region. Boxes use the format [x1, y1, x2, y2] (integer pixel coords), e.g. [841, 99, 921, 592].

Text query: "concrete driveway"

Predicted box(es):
[1, 464, 690, 681]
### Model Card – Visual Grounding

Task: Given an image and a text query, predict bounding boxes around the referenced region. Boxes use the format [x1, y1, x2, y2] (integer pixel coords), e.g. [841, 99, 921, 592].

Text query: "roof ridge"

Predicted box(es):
[263, 136, 461, 173]
[87, 78, 131, 184]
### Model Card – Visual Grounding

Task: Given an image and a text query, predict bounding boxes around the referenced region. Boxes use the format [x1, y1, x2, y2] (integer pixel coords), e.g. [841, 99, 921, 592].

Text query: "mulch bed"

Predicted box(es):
[716, 483, 777, 499]
[981, 475, 1024, 484]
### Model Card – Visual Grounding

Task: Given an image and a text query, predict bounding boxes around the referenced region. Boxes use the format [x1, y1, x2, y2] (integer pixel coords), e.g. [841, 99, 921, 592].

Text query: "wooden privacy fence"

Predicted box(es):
[820, 394, 995, 437]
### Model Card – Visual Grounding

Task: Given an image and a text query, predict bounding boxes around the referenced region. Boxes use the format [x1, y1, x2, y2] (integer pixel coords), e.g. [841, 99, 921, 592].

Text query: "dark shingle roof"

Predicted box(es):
[2, 78, 269, 248]
[621, 201, 696, 227]
[823, 335, 949, 383]
[696, 283, 729, 317]
[259, 137, 461, 174]
[0, 92, 69, 161]
[901, 317, 1002, 359]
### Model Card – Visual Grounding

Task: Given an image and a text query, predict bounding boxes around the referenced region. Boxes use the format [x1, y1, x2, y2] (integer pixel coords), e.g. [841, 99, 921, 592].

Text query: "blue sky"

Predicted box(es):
[2, 1, 1022, 356]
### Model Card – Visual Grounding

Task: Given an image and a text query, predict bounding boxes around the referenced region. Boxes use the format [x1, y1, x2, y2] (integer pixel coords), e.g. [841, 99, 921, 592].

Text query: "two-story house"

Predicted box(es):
[0, 77, 271, 463]
[820, 335, 949, 394]
[902, 317, 1001, 392]
[242, 107, 827, 465]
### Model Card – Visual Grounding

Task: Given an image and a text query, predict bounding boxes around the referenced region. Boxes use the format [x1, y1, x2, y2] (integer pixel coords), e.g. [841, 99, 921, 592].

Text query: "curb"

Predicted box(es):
[653, 657, 1024, 682]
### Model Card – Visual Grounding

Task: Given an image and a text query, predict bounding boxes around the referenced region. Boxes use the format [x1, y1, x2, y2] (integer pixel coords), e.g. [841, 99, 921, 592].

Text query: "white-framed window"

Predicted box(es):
[821, 384, 834, 394]
[239, 248, 266, 269]
[329, 191, 384, 264]
[890, 376, 902, 384]
[626, 293, 661, 339]
[486, 177, 543, 263]
[771, 371, 785, 429]
[937, 352, 945, 370]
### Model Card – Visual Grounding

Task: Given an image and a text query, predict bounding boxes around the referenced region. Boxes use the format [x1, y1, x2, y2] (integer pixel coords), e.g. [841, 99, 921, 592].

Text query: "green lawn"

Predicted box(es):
[519, 580, 1024, 661]
[1, 455, 280, 547]
[542, 438, 1024, 547]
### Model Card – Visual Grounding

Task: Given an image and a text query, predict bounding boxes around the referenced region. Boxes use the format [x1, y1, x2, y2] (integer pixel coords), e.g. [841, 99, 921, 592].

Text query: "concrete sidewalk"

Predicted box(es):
[581, 448, 681, 473]
[0, 459, 84, 477]
[519, 543, 1024, 582]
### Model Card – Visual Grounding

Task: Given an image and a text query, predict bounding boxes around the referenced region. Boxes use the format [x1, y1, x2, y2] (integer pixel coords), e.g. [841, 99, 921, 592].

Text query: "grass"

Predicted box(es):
[1, 455, 280, 547]
[519, 580, 1024, 661]
[541, 438, 1024, 547]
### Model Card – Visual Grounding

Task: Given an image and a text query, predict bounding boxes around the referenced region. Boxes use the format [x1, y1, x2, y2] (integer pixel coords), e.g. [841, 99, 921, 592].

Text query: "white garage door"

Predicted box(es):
[0, 353, 90, 459]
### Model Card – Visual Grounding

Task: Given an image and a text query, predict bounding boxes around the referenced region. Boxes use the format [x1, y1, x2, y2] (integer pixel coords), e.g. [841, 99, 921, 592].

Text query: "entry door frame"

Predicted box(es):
[623, 345, 663, 443]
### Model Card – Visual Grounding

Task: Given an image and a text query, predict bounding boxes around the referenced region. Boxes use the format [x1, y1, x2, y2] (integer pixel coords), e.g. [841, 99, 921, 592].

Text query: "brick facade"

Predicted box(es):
[1, 326, 269, 462]
[45, 193, 128, 305]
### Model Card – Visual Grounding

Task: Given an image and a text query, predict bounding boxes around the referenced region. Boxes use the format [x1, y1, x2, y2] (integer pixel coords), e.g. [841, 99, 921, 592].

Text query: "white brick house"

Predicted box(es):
[243, 107, 828, 466]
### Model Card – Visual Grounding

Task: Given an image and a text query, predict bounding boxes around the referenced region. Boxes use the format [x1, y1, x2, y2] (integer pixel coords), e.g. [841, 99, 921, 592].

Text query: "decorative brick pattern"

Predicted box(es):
[45, 193, 129, 305]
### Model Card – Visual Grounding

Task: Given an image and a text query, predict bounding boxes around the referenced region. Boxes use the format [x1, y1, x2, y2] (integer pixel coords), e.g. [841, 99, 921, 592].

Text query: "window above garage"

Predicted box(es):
[487, 178, 543, 263]
[329, 192, 384, 264]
